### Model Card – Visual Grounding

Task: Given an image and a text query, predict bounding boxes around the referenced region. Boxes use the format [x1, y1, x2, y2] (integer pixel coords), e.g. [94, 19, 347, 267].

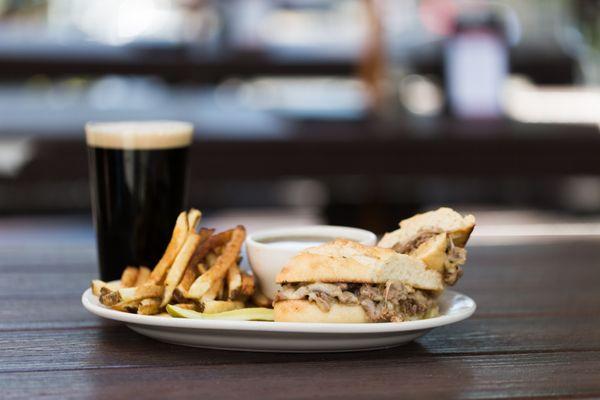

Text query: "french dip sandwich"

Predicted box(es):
[273, 239, 443, 323]
[378, 208, 475, 285]
[273, 207, 475, 323]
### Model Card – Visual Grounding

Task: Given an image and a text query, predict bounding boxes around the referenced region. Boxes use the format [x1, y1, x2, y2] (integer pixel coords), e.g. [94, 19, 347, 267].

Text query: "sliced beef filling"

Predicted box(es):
[275, 282, 436, 322]
[393, 229, 467, 286]
[392, 230, 441, 254]
[444, 242, 466, 285]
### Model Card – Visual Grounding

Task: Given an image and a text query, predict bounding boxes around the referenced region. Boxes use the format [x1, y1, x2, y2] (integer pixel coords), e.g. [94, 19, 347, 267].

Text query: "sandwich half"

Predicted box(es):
[378, 207, 476, 285]
[273, 239, 443, 323]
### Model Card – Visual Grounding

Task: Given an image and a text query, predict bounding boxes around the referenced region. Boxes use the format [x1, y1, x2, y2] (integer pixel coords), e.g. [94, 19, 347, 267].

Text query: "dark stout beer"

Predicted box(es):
[86, 121, 193, 281]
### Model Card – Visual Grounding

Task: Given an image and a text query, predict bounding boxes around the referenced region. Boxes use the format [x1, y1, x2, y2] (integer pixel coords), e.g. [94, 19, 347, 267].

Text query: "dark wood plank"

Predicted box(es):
[456, 240, 600, 317]
[0, 297, 99, 331]
[0, 272, 94, 297]
[0, 247, 95, 274]
[1, 351, 599, 400]
[1, 316, 600, 373]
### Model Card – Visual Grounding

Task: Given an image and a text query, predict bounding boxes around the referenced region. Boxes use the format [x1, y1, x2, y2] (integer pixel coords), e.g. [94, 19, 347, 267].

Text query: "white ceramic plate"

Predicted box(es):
[82, 288, 475, 352]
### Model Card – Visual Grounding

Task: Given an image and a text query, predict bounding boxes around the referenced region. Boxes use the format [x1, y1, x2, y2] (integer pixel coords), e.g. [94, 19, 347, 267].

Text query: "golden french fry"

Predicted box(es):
[191, 229, 233, 263]
[172, 288, 186, 304]
[138, 298, 161, 315]
[251, 288, 272, 308]
[197, 263, 207, 274]
[174, 228, 216, 295]
[150, 211, 189, 284]
[121, 266, 138, 288]
[187, 208, 202, 233]
[205, 252, 218, 267]
[99, 286, 111, 296]
[199, 278, 223, 301]
[240, 272, 255, 297]
[118, 284, 163, 302]
[118, 287, 136, 301]
[214, 246, 223, 255]
[183, 227, 215, 268]
[177, 265, 198, 293]
[176, 230, 232, 296]
[227, 264, 242, 300]
[112, 300, 140, 313]
[218, 282, 225, 300]
[135, 266, 151, 286]
[99, 288, 120, 306]
[161, 233, 202, 307]
[105, 281, 121, 291]
[197, 228, 216, 243]
[175, 267, 198, 299]
[99, 284, 162, 306]
[172, 303, 197, 310]
[91, 280, 106, 296]
[188, 226, 245, 299]
[202, 300, 244, 314]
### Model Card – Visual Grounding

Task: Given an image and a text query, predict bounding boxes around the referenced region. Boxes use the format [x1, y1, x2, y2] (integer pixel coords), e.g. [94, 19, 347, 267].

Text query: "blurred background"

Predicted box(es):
[1, 0, 600, 236]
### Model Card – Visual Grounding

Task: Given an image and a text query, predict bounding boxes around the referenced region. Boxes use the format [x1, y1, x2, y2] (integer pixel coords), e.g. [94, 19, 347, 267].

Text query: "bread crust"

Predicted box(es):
[378, 207, 475, 250]
[276, 239, 443, 290]
[274, 300, 369, 323]
[448, 224, 475, 248]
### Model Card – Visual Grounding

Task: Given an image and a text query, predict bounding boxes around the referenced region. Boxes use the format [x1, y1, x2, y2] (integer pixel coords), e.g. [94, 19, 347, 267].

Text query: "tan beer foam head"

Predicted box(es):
[86, 121, 193, 150]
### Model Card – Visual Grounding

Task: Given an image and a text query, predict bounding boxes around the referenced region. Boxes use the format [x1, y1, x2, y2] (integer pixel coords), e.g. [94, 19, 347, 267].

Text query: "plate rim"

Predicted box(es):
[82, 287, 476, 334]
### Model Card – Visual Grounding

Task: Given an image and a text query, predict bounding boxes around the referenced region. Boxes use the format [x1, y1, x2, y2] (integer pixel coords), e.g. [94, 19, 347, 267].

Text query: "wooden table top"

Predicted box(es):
[1, 218, 599, 399]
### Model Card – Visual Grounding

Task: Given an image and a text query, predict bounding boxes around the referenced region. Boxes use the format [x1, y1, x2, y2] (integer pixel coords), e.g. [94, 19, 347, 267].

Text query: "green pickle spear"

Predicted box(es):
[167, 305, 274, 321]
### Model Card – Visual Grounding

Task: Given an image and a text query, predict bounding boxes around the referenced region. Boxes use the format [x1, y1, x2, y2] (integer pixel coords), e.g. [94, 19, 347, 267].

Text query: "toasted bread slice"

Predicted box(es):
[274, 300, 369, 323]
[276, 239, 443, 291]
[379, 207, 475, 250]
[273, 299, 439, 323]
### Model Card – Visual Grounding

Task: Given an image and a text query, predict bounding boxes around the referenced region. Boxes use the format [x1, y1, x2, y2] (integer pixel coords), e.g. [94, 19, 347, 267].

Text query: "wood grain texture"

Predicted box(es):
[1, 316, 600, 373]
[0, 220, 599, 399]
[1, 352, 600, 400]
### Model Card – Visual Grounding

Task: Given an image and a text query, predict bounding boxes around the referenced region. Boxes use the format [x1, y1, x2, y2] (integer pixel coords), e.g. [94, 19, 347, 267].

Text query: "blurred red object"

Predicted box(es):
[419, 0, 458, 36]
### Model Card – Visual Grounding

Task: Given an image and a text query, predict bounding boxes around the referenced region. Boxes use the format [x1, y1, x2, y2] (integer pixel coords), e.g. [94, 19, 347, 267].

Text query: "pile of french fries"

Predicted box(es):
[91, 209, 271, 315]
